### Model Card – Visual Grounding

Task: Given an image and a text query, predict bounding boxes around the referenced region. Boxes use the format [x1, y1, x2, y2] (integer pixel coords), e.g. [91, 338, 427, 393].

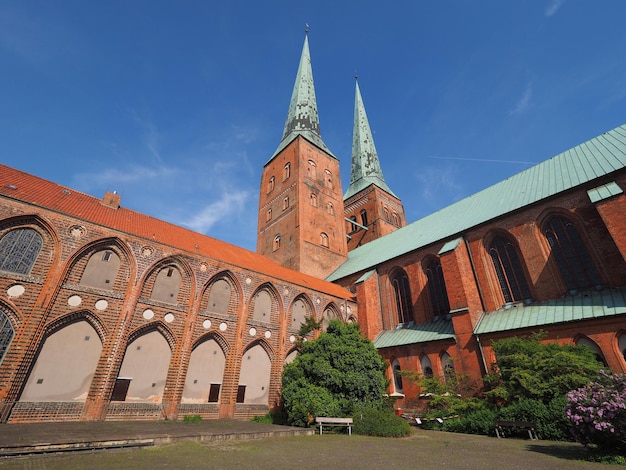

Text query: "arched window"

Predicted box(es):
[392, 359, 404, 394]
[206, 279, 232, 315]
[0, 228, 43, 275]
[273, 235, 281, 251]
[392, 212, 400, 226]
[543, 216, 602, 294]
[425, 259, 450, 318]
[307, 160, 316, 179]
[283, 163, 291, 181]
[310, 193, 318, 207]
[360, 210, 368, 228]
[391, 270, 412, 324]
[421, 355, 433, 378]
[282, 196, 289, 211]
[320, 232, 329, 248]
[252, 290, 272, 322]
[324, 169, 333, 189]
[441, 352, 455, 383]
[383, 206, 390, 222]
[266, 208, 272, 221]
[327, 202, 335, 215]
[576, 337, 607, 366]
[151, 266, 182, 304]
[80, 249, 121, 291]
[267, 176, 275, 193]
[489, 235, 532, 303]
[0, 309, 14, 365]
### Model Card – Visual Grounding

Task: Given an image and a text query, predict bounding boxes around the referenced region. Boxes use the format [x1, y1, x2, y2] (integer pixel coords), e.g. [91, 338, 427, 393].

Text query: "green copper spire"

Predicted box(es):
[270, 33, 334, 161]
[344, 78, 396, 199]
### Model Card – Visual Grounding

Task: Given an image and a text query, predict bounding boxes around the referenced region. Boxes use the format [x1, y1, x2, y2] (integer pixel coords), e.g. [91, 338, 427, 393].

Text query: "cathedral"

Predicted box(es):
[0, 34, 625, 423]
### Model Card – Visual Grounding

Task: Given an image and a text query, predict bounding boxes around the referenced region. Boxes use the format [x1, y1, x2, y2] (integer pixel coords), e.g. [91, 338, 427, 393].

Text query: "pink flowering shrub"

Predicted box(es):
[565, 371, 626, 451]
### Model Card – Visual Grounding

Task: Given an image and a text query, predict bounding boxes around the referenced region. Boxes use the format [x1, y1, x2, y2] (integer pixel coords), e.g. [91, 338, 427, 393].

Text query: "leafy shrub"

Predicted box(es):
[443, 408, 498, 436]
[496, 398, 568, 441]
[485, 333, 603, 406]
[281, 379, 342, 427]
[183, 414, 202, 423]
[352, 404, 411, 437]
[281, 320, 388, 427]
[565, 371, 626, 452]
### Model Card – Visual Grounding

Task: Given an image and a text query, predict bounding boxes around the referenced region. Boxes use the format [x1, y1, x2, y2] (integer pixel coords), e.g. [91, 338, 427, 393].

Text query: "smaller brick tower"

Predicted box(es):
[257, 33, 348, 279]
[344, 78, 406, 251]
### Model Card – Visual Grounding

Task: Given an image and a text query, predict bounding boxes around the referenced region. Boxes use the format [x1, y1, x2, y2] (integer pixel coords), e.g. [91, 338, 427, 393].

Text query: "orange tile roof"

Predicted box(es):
[0, 164, 353, 300]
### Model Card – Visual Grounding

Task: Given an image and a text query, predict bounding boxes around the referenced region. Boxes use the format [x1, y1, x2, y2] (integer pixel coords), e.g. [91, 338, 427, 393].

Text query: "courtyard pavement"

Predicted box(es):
[0, 419, 314, 456]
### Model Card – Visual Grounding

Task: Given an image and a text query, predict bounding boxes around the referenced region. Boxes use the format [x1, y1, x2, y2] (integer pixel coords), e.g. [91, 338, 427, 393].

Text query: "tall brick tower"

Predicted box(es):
[257, 33, 347, 279]
[343, 78, 406, 251]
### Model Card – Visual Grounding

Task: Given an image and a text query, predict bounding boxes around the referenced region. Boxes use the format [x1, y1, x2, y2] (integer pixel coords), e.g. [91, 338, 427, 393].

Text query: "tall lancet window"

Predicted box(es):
[489, 236, 532, 304]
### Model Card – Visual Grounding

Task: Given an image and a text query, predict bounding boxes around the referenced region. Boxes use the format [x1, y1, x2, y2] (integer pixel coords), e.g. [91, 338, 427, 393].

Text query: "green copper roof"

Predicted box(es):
[587, 181, 623, 203]
[474, 287, 626, 335]
[344, 80, 396, 200]
[327, 124, 626, 282]
[374, 318, 456, 349]
[269, 34, 334, 162]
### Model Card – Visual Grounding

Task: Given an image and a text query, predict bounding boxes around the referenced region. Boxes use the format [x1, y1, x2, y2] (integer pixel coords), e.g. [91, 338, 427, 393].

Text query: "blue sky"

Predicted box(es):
[2, 1, 625, 251]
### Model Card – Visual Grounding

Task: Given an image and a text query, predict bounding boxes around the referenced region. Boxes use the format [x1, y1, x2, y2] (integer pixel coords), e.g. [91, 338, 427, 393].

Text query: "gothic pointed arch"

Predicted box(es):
[0, 305, 16, 366]
[249, 283, 281, 324]
[389, 268, 413, 325]
[43, 310, 108, 343]
[440, 351, 456, 383]
[140, 256, 194, 306]
[541, 213, 603, 294]
[321, 302, 340, 331]
[0, 215, 59, 278]
[289, 294, 314, 332]
[115, 324, 173, 403]
[391, 358, 404, 395]
[20, 312, 104, 402]
[420, 354, 433, 378]
[65, 237, 135, 293]
[423, 256, 451, 320]
[486, 231, 533, 304]
[200, 271, 241, 317]
[575, 335, 607, 366]
[238, 339, 273, 405]
[183, 332, 228, 404]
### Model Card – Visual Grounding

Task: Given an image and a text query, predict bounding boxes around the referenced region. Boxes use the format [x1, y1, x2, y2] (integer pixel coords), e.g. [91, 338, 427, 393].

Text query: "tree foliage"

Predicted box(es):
[281, 319, 388, 427]
[484, 333, 603, 406]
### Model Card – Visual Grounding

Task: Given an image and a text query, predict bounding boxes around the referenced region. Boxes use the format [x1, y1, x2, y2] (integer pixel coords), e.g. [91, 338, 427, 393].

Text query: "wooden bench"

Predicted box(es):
[315, 417, 353, 435]
[495, 420, 539, 440]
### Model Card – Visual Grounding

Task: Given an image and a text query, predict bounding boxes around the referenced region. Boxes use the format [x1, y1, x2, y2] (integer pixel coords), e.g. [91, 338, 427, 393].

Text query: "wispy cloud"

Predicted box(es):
[129, 110, 163, 162]
[72, 164, 179, 190]
[545, 0, 564, 17]
[415, 165, 464, 204]
[510, 82, 533, 115]
[181, 190, 250, 233]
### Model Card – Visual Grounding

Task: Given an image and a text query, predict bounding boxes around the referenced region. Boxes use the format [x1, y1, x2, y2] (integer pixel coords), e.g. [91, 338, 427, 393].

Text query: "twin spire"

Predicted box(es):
[273, 34, 393, 200]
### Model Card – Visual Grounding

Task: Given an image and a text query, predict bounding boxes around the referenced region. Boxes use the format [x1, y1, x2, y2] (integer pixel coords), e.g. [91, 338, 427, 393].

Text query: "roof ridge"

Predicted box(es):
[328, 123, 626, 281]
[0, 163, 352, 299]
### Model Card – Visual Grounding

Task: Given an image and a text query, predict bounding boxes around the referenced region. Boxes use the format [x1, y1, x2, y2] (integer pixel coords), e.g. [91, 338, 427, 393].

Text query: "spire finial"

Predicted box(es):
[305, 23, 309, 34]
[354, 70, 358, 81]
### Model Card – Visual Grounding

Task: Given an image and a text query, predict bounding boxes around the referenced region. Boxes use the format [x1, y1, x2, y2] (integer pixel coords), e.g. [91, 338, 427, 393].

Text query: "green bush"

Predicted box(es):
[496, 398, 569, 441]
[443, 408, 498, 436]
[183, 414, 202, 423]
[352, 405, 411, 437]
